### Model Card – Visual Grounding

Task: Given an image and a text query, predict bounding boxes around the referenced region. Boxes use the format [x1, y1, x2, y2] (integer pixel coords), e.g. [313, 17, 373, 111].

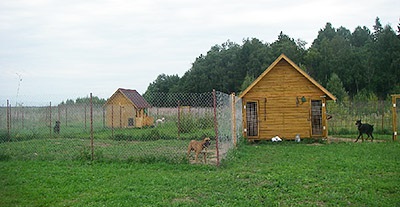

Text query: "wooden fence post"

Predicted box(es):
[231, 93, 237, 147]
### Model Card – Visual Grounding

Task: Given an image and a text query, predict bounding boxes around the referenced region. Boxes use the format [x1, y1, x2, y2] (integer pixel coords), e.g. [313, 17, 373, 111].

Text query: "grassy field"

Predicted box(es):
[1, 140, 399, 206]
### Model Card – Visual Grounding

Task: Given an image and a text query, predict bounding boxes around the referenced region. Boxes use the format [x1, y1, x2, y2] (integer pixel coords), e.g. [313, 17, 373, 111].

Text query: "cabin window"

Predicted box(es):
[128, 118, 134, 126]
[246, 102, 258, 136]
[311, 100, 323, 135]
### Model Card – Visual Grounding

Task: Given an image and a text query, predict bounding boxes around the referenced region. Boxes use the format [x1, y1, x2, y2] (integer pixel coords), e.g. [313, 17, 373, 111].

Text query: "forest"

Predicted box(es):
[144, 17, 400, 101]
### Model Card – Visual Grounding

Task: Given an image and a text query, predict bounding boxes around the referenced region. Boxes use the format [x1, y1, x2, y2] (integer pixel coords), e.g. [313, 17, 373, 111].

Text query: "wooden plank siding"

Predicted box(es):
[105, 91, 136, 128]
[104, 88, 154, 128]
[240, 54, 336, 141]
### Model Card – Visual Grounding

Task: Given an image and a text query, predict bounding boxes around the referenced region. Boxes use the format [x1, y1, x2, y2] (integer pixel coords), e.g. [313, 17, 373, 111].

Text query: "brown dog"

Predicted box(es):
[187, 137, 211, 163]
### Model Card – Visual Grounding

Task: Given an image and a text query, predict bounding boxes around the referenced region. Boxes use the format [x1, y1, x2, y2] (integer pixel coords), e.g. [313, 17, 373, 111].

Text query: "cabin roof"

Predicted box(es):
[239, 54, 337, 101]
[106, 88, 152, 108]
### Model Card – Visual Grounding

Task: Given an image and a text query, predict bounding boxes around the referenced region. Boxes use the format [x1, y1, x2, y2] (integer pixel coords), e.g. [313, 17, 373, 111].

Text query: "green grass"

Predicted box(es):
[1, 121, 215, 142]
[1, 141, 399, 206]
[0, 138, 193, 163]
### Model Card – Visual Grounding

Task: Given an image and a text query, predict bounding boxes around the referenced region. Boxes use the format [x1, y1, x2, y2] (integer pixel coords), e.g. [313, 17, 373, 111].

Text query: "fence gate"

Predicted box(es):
[392, 95, 400, 141]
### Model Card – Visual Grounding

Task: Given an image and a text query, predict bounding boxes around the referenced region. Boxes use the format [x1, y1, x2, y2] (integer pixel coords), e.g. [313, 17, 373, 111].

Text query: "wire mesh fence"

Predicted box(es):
[0, 91, 242, 165]
[1, 92, 395, 163]
[327, 100, 393, 136]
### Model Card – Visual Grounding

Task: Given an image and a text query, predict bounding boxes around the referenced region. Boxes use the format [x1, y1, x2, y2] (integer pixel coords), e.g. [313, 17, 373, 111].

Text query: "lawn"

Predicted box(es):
[1, 141, 399, 206]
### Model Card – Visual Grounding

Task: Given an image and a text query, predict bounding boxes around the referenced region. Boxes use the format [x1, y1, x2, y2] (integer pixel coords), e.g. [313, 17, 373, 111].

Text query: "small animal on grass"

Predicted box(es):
[271, 135, 282, 142]
[187, 137, 211, 163]
[155, 117, 165, 127]
[53, 121, 61, 134]
[355, 120, 374, 142]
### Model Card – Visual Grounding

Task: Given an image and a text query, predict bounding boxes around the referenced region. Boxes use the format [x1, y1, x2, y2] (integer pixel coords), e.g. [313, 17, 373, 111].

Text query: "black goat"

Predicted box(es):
[355, 120, 374, 142]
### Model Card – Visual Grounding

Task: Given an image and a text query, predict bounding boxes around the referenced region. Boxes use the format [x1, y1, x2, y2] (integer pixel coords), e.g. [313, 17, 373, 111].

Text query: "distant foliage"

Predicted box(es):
[326, 73, 348, 102]
[145, 18, 400, 100]
[60, 96, 106, 105]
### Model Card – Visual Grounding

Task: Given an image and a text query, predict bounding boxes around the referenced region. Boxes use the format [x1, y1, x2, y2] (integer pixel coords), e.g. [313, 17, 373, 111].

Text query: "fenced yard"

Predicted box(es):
[1, 93, 398, 164]
[0, 91, 242, 165]
[1, 93, 399, 205]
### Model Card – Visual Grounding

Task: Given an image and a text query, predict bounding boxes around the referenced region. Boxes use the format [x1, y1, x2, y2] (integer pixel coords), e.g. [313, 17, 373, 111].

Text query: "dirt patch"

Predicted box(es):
[327, 137, 384, 143]
[188, 149, 218, 165]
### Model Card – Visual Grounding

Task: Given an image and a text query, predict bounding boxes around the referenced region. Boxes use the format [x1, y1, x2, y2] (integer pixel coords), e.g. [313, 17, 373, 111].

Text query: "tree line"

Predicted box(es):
[144, 18, 400, 101]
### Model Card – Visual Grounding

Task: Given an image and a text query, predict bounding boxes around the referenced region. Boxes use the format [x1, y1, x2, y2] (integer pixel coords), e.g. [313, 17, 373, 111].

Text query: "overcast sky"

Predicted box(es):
[0, 0, 398, 105]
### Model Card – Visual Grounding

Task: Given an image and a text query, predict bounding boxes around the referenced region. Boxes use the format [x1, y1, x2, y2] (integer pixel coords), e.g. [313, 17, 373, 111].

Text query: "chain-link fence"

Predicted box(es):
[2, 92, 395, 163]
[327, 100, 392, 136]
[0, 91, 242, 165]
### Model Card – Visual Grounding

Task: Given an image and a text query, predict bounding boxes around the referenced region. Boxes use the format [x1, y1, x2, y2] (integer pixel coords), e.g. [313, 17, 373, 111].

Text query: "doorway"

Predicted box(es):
[246, 101, 259, 137]
[311, 100, 323, 136]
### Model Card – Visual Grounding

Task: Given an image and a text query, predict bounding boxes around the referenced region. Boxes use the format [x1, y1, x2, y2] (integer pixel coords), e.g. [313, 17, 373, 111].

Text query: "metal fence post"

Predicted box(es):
[84, 104, 87, 130]
[102, 106, 105, 128]
[7, 100, 10, 142]
[49, 101, 52, 138]
[177, 100, 181, 140]
[111, 104, 114, 138]
[213, 89, 220, 166]
[90, 93, 94, 161]
[65, 106, 68, 127]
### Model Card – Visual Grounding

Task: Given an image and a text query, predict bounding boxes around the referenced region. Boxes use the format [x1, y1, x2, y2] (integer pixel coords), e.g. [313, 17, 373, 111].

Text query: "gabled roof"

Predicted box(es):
[106, 88, 152, 108]
[239, 54, 337, 101]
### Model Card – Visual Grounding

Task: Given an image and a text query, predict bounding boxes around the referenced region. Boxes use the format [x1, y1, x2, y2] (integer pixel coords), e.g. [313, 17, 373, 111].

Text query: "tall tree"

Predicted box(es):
[369, 25, 400, 98]
[372, 17, 383, 41]
[144, 73, 180, 94]
[270, 32, 306, 64]
[239, 38, 272, 80]
[326, 73, 348, 102]
[397, 18, 400, 37]
[306, 23, 341, 86]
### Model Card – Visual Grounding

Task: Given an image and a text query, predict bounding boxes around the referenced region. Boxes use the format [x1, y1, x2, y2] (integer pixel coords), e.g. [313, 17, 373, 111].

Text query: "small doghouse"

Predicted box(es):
[105, 88, 154, 128]
[239, 54, 337, 141]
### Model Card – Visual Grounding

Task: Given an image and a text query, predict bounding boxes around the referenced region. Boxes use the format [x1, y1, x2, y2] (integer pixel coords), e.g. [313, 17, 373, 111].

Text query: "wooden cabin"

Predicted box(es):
[105, 88, 154, 128]
[239, 54, 337, 141]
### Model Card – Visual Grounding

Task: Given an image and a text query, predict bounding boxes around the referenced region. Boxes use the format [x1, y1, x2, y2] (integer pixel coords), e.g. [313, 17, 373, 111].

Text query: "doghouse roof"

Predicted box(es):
[105, 88, 152, 109]
[239, 54, 337, 101]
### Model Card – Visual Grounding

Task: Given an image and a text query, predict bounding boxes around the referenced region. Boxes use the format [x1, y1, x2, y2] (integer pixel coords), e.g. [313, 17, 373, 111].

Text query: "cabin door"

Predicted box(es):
[246, 101, 259, 137]
[311, 100, 323, 136]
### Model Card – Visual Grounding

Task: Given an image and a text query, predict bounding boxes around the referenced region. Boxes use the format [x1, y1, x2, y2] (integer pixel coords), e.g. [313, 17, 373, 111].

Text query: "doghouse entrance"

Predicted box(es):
[246, 102, 258, 137]
[311, 100, 323, 136]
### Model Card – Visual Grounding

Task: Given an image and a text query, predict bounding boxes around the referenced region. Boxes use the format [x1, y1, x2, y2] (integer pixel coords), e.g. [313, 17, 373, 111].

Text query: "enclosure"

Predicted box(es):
[0, 90, 397, 165]
[0, 91, 242, 165]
